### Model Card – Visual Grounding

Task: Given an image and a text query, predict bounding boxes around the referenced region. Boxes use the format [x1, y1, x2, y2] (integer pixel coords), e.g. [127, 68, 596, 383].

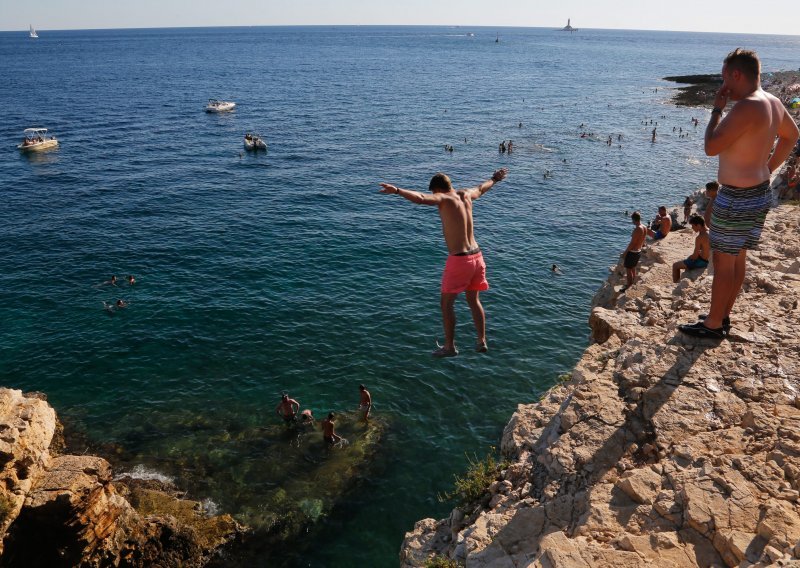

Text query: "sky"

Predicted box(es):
[1, 0, 798, 35]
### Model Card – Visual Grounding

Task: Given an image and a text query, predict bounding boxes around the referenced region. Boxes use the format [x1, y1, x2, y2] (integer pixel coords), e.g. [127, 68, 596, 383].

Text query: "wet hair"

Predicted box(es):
[689, 215, 705, 227]
[328, 412, 335, 420]
[631, 211, 641, 223]
[705, 180, 720, 191]
[429, 173, 453, 193]
[724, 48, 760, 81]
[359, 384, 365, 391]
[282, 393, 288, 400]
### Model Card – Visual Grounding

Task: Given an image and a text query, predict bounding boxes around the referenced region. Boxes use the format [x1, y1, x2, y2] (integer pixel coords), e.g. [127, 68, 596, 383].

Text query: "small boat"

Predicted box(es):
[205, 99, 236, 113]
[244, 133, 267, 151]
[30, 25, 38, 39]
[560, 18, 578, 32]
[17, 128, 58, 152]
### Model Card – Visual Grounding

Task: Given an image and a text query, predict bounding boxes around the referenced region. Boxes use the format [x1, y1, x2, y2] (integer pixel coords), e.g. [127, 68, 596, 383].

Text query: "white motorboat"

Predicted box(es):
[17, 128, 58, 152]
[30, 25, 38, 39]
[205, 99, 236, 113]
[244, 133, 267, 151]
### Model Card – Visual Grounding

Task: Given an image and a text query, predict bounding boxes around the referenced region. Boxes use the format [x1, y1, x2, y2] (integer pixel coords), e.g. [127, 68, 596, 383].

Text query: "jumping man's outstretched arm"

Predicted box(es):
[379, 183, 443, 205]
[466, 168, 508, 200]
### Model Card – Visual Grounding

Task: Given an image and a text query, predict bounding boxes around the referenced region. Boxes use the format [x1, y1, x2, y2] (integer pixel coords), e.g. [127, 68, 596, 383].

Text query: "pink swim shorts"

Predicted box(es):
[441, 251, 489, 294]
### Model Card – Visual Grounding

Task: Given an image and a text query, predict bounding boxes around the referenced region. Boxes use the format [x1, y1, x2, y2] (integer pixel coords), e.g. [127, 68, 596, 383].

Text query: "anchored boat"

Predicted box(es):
[17, 128, 58, 152]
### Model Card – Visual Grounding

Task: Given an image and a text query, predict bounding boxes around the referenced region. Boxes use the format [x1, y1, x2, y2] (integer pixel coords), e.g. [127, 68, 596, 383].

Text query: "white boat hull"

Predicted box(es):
[206, 102, 236, 113]
[18, 139, 58, 152]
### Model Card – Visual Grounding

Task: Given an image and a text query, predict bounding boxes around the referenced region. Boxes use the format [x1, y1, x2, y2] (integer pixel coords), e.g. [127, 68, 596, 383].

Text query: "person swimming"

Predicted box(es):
[551, 264, 562, 274]
[103, 275, 117, 286]
[127, 275, 135, 285]
[116, 299, 128, 308]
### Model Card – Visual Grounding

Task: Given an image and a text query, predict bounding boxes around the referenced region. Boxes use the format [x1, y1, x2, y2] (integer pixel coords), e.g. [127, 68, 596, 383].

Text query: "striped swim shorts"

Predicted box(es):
[709, 180, 771, 255]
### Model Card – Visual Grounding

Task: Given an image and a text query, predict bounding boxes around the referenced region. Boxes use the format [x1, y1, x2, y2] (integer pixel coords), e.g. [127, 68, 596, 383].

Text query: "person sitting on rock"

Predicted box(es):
[647, 206, 672, 240]
[672, 215, 710, 283]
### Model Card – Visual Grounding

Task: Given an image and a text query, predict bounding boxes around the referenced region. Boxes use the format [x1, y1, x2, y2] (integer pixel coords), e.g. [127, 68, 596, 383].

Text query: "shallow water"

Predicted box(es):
[1, 26, 799, 566]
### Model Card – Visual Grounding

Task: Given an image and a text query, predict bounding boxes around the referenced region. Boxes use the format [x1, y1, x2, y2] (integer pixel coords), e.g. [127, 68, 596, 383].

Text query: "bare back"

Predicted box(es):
[718, 91, 784, 187]
[629, 224, 646, 252]
[437, 191, 477, 254]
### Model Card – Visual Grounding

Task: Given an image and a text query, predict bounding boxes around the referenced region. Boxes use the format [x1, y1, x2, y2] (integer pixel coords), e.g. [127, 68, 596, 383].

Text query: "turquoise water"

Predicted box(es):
[1, 26, 799, 566]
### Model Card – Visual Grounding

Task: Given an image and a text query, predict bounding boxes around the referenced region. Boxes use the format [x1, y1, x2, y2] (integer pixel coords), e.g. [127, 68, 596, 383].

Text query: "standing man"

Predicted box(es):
[680, 48, 799, 338]
[621, 211, 647, 290]
[358, 384, 372, 422]
[275, 393, 300, 424]
[379, 168, 508, 357]
[703, 180, 720, 228]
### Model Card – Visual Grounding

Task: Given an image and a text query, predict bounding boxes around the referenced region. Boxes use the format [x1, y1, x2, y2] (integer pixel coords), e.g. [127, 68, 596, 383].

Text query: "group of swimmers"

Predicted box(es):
[101, 274, 135, 314]
[274, 385, 372, 447]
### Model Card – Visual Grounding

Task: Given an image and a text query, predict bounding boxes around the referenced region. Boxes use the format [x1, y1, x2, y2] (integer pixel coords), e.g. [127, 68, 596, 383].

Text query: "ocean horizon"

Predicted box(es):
[2, 25, 799, 566]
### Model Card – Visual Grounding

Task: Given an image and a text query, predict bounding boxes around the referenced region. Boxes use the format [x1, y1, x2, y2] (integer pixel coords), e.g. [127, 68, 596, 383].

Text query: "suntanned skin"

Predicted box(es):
[700, 59, 799, 331]
[358, 386, 371, 421]
[672, 222, 710, 283]
[276, 396, 300, 420]
[647, 207, 671, 238]
[622, 218, 647, 286]
[379, 169, 508, 352]
[321, 416, 341, 444]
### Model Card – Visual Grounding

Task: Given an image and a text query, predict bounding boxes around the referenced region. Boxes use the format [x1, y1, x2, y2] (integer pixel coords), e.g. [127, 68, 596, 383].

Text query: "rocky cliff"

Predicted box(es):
[0, 389, 243, 567]
[400, 203, 800, 567]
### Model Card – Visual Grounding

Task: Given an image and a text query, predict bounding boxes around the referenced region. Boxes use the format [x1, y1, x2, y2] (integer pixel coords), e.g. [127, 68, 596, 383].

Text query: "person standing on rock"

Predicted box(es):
[680, 48, 799, 338]
[276, 393, 300, 424]
[379, 168, 508, 357]
[321, 413, 342, 446]
[621, 211, 647, 290]
[358, 384, 372, 422]
[703, 180, 720, 228]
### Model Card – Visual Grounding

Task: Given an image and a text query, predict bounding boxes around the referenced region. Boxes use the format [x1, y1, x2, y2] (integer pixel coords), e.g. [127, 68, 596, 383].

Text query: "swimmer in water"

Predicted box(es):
[103, 275, 117, 286]
[127, 275, 135, 285]
[551, 264, 562, 274]
[116, 299, 128, 308]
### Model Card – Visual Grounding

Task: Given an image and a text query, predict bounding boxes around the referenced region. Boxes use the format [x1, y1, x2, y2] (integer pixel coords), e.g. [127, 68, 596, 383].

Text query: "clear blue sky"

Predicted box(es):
[1, 0, 797, 35]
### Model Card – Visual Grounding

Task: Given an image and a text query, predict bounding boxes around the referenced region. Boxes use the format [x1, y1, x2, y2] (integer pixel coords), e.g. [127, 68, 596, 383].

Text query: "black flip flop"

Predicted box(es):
[698, 314, 731, 335]
[679, 321, 725, 339]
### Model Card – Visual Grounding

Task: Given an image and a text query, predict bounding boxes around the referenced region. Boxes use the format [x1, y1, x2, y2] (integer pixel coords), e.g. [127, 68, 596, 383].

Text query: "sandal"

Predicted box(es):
[678, 321, 725, 339]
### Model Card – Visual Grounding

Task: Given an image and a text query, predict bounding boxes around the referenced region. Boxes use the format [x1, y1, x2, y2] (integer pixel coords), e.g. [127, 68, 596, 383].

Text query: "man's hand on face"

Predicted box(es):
[714, 85, 730, 111]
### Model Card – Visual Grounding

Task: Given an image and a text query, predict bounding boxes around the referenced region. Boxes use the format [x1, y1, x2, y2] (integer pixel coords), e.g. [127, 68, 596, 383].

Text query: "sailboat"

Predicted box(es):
[29, 25, 38, 39]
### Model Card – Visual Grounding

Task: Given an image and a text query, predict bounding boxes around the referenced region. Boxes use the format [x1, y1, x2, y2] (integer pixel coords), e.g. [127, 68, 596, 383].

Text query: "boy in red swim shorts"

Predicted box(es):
[380, 168, 508, 357]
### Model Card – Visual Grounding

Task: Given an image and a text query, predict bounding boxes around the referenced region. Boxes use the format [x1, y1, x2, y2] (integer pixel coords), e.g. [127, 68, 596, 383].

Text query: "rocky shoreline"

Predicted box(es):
[400, 202, 800, 567]
[0, 389, 244, 567]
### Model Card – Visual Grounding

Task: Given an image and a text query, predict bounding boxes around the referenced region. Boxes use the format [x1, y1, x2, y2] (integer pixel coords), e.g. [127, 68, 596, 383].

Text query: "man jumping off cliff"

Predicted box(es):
[679, 49, 799, 338]
[379, 168, 508, 357]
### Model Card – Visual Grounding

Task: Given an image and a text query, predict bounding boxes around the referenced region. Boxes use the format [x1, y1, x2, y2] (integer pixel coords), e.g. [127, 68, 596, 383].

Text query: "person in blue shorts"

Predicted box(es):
[646, 206, 671, 240]
[672, 216, 710, 283]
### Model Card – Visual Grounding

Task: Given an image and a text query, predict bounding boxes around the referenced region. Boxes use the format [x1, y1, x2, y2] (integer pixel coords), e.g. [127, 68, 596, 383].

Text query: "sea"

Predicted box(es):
[1, 25, 798, 567]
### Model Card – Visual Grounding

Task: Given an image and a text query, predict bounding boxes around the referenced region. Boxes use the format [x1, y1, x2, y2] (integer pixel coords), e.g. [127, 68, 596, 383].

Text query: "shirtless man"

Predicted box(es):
[680, 49, 799, 338]
[358, 384, 372, 421]
[622, 211, 647, 289]
[379, 168, 508, 357]
[672, 216, 710, 283]
[703, 181, 720, 228]
[646, 206, 671, 240]
[321, 413, 342, 445]
[275, 393, 300, 424]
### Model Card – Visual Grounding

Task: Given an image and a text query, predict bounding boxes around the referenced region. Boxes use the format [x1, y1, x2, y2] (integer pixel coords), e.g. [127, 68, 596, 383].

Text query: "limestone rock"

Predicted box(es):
[400, 204, 800, 567]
